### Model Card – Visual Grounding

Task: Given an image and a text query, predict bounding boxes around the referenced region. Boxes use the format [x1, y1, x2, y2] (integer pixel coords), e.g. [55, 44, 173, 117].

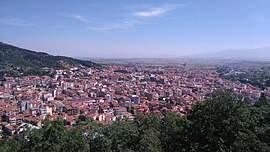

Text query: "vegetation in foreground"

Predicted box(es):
[1, 90, 270, 152]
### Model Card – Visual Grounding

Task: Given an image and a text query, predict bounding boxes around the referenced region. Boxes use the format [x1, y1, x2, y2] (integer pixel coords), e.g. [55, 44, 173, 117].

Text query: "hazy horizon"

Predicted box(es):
[1, 0, 270, 58]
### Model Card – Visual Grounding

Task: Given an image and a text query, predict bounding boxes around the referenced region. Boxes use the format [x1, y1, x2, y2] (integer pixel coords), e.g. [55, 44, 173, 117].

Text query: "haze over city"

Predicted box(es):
[0, 0, 270, 58]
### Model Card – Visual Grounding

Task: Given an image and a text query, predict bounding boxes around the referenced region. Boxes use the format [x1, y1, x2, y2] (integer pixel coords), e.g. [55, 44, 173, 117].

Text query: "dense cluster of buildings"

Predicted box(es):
[0, 65, 268, 137]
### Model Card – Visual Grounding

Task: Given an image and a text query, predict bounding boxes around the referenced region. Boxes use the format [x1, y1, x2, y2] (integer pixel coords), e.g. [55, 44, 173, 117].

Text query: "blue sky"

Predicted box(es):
[0, 0, 270, 58]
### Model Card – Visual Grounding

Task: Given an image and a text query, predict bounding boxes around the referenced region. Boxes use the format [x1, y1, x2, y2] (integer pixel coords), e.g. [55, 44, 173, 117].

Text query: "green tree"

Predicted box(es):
[139, 128, 161, 152]
[250, 92, 270, 149]
[187, 90, 251, 151]
[87, 122, 112, 152]
[160, 112, 190, 152]
[103, 121, 139, 151]
[0, 138, 21, 152]
[63, 127, 90, 152]
[78, 115, 87, 122]
[21, 120, 68, 152]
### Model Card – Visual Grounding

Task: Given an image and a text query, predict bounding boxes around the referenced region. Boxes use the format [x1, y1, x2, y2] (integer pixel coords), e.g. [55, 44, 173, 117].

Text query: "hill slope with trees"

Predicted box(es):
[0, 42, 100, 77]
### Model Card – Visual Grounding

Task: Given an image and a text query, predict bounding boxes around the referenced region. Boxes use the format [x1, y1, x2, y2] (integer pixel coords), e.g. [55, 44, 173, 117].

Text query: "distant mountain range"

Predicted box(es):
[185, 46, 270, 60]
[0, 42, 99, 77]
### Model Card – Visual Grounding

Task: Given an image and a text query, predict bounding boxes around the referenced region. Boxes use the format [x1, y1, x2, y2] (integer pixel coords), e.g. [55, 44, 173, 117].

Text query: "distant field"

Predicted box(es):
[89, 58, 270, 69]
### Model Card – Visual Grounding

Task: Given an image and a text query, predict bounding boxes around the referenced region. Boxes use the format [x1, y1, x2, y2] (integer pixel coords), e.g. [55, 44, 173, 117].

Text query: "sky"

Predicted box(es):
[0, 0, 270, 58]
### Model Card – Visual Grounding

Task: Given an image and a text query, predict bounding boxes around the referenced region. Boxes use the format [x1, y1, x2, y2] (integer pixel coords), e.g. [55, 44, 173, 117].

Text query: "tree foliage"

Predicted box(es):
[0, 42, 100, 77]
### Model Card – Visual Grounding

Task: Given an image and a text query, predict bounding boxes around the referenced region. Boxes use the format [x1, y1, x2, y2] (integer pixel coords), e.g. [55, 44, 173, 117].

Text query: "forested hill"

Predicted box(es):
[0, 42, 100, 77]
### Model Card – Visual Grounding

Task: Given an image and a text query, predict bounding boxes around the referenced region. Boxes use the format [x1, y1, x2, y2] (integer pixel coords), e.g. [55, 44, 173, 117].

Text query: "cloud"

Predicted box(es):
[0, 18, 65, 30]
[87, 20, 142, 33]
[134, 4, 185, 17]
[134, 7, 169, 17]
[66, 15, 91, 22]
[0, 18, 35, 26]
[64, 3, 188, 32]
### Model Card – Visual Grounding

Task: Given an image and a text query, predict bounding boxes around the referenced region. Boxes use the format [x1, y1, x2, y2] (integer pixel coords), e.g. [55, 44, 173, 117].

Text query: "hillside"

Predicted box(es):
[0, 42, 100, 77]
[186, 46, 270, 60]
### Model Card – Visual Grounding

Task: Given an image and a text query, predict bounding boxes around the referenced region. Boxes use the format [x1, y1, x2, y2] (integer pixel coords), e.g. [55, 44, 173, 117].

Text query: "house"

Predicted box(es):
[105, 114, 116, 123]
[65, 116, 76, 125]
[63, 105, 79, 116]
[131, 95, 140, 104]
[114, 107, 127, 115]
[15, 114, 24, 125]
[23, 117, 42, 128]
[145, 92, 158, 100]
[96, 113, 105, 122]
[5, 125, 20, 136]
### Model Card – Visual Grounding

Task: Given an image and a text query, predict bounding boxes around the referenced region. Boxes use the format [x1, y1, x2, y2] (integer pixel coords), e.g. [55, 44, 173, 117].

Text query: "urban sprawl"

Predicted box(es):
[1, 65, 269, 137]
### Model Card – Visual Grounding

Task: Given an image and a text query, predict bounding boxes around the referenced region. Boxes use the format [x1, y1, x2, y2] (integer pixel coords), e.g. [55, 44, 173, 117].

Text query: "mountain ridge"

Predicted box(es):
[0, 42, 100, 77]
[184, 46, 270, 60]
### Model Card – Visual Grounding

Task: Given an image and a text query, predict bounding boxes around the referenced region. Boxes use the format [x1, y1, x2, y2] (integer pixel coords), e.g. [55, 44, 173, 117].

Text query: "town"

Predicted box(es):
[1, 64, 269, 137]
